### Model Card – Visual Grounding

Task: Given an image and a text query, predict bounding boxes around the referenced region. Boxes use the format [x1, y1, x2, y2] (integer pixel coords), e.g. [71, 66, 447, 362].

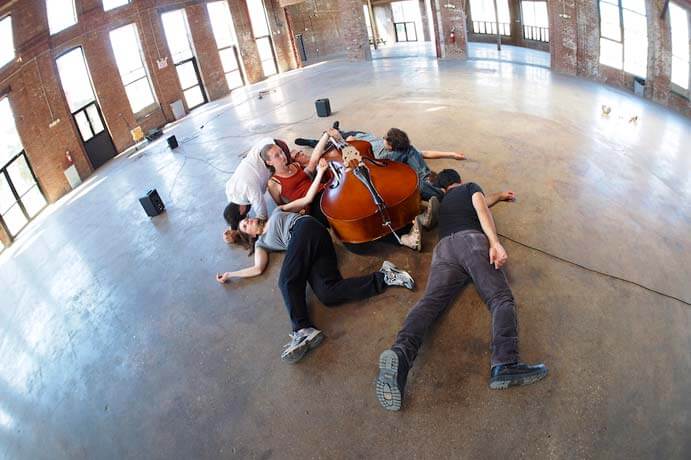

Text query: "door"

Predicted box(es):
[162, 9, 208, 111]
[56, 47, 117, 170]
[0, 152, 47, 238]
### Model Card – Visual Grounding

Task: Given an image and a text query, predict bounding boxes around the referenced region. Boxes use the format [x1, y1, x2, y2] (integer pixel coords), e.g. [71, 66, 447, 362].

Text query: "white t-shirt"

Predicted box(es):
[225, 137, 273, 220]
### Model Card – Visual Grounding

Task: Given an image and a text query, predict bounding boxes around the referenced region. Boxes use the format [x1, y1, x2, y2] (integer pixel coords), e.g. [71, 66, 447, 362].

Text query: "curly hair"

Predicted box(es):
[384, 128, 411, 152]
[224, 228, 258, 256]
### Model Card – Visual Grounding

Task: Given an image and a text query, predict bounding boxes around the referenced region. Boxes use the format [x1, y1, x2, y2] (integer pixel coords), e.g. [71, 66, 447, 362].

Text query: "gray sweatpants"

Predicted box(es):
[393, 229, 520, 368]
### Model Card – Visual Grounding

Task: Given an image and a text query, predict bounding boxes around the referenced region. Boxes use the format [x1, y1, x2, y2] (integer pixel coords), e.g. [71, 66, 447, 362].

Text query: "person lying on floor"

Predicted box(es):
[216, 160, 415, 364]
[261, 130, 335, 228]
[294, 127, 465, 201]
[374, 168, 547, 412]
[223, 138, 293, 242]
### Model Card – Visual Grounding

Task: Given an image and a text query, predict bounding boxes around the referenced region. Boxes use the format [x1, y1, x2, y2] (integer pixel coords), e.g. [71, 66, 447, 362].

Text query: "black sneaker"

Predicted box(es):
[489, 362, 548, 389]
[375, 349, 409, 411]
[294, 138, 319, 148]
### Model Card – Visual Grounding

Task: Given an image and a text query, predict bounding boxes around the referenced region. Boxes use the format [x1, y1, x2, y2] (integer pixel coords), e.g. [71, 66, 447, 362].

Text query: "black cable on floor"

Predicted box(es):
[497, 232, 691, 307]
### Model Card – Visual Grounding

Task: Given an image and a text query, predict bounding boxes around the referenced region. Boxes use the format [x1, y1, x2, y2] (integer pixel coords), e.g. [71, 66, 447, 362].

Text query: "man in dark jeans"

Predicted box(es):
[375, 169, 548, 411]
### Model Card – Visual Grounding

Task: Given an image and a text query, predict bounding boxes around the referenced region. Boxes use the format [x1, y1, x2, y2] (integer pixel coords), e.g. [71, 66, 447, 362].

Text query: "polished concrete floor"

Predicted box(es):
[1, 51, 690, 459]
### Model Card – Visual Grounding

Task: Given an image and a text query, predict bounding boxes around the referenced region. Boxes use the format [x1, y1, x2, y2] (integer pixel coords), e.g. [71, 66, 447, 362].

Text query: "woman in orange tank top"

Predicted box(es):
[262, 130, 333, 226]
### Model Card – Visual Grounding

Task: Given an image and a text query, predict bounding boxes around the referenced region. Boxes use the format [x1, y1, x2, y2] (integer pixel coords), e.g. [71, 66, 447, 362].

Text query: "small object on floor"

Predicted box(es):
[315, 98, 331, 117]
[380, 261, 415, 289]
[281, 327, 324, 363]
[145, 128, 163, 141]
[601, 105, 611, 116]
[489, 362, 548, 389]
[167, 135, 178, 150]
[258, 90, 271, 99]
[629, 115, 638, 123]
[139, 189, 165, 217]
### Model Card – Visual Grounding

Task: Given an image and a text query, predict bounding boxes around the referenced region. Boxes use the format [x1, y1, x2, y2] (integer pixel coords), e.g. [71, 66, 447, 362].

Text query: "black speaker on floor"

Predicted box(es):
[139, 189, 165, 217]
[315, 98, 331, 117]
[167, 135, 179, 149]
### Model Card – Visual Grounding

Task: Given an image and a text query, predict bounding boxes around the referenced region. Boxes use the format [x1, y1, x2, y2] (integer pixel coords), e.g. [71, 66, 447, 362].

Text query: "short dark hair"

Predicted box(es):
[436, 169, 462, 189]
[384, 128, 411, 152]
[223, 202, 249, 230]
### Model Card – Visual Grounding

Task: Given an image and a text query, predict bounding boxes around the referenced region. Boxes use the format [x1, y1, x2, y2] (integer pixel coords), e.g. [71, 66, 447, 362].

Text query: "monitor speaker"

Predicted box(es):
[315, 98, 331, 117]
[139, 189, 165, 217]
[167, 135, 179, 149]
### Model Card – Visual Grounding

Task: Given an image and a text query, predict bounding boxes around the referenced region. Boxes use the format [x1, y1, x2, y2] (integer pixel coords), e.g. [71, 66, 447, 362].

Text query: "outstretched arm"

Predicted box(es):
[305, 132, 330, 174]
[422, 150, 465, 161]
[216, 247, 269, 282]
[279, 159, 328, 212]
[485, 191, 516, 208]
[471, 192, 508, 269]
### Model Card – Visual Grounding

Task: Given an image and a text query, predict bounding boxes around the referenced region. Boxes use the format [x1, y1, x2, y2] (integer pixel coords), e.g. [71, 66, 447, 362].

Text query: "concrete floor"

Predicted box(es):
[1, 51, 690, 459]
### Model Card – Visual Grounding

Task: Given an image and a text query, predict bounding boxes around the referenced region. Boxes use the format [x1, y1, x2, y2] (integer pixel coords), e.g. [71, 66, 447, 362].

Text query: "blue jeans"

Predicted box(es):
[393, 230, 520, 367]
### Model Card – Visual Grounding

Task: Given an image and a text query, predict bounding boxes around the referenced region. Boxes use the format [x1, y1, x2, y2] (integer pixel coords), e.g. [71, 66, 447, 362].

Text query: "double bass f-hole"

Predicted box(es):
[351, 161, 403, 244]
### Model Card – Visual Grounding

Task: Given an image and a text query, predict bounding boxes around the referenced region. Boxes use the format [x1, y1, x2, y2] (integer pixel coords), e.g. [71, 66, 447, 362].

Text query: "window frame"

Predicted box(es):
[598, 0, 648, 79]
[109, 23, 158, 116]
[669, 2, 690, 97]
[103, 0, 131, 12]
[46, 0, 78, 35]
[207, 1, 246, 91]
[0, 15, 15, 70]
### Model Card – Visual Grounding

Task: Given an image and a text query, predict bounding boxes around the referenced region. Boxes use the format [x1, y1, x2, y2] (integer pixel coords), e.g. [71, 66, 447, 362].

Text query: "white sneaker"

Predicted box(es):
[380, 261, 415, 290]
[280, 327, 324, 364]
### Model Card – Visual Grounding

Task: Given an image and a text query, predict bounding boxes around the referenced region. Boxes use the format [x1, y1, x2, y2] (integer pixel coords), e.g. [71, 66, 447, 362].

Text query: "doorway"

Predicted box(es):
[56, 47, 118, 170]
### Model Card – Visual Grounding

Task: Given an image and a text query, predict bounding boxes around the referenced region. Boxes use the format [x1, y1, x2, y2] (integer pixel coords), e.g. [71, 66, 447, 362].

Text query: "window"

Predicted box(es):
[521, 1, 549, 42]
[469, 0, 511, 35]
[56, 48, 96, 112]
[162, 9, 207, 110]
[207, 1, 245, 90]
[391, 1, 419, 42]
[110, 24, 157, 114]
[0, 16, 14, 69]
[599, 0, 648, 78]
[670, 2, 689, 90]
[46, 0, 78, 35]
[103, 0, 130, 11]
[246, 0, 277, 77]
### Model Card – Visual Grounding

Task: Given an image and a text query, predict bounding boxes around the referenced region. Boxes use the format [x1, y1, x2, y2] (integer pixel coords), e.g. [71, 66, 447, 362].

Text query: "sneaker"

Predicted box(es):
[400, 217, 422, 252]
[280, 327, 324, 364]
[422, 196, 440, 229]
[375, 349, 409, 411]
[380, 261, 414, 290]
[294, 138, 319, 148]
[489, 362, 548, 389]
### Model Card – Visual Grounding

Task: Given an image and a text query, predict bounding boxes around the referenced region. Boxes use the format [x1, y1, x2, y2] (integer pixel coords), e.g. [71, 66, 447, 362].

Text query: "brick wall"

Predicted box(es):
[0, 0, 301, 232]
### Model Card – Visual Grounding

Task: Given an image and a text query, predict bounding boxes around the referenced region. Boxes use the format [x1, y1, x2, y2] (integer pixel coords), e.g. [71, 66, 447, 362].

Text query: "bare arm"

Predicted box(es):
[471, 192, 508, 269]
[485, 191, 516, 208]
[422, 150, 465, 161]
[267, 179, 284, 206]
[216, 247, 269, 282]
[279, 160, 327, 212]
[305, 132, 330, 174]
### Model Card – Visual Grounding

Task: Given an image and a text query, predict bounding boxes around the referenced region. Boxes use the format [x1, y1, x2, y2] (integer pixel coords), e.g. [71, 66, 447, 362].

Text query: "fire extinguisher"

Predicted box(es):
[449, 27, 456, 45]
[65, 150, 74, 167]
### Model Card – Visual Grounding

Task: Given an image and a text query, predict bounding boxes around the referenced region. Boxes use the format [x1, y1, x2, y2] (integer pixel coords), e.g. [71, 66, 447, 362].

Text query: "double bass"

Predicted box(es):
[320, 137, 420, 244]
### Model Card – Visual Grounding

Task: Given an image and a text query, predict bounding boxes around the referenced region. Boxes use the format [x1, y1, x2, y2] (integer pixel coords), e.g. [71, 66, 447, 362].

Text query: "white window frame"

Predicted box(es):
[669, 2, 690, 95]
[46, 0, 78, 35]
[207, 1, 246, 91]
[103, 0, 131, 12]
[0, 16, 14, 69]
[109, 23, 158, 115]
[598, 0, 648, 79]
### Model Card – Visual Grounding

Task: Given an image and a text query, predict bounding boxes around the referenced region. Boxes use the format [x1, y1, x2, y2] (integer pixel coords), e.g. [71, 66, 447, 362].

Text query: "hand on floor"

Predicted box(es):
[216, 272, 231, 284]
[501, 191, 516, 202]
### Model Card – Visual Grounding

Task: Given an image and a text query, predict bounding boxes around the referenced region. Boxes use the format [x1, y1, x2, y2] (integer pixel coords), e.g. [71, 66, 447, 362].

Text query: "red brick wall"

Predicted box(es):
[0, 0, 301, 227]
[286, 0, 346, 62]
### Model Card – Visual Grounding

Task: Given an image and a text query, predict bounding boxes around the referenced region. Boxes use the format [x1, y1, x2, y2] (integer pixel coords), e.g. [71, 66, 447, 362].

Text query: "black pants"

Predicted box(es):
[278, 217, 387, 331]
[309, 190, 330, 228]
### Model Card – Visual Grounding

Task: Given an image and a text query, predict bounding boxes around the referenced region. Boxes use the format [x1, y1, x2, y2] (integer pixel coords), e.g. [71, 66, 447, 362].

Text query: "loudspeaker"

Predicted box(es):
[315, 98, 331, 117]
[167, 135, 179, 149]
[139, 189, 165, 217]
